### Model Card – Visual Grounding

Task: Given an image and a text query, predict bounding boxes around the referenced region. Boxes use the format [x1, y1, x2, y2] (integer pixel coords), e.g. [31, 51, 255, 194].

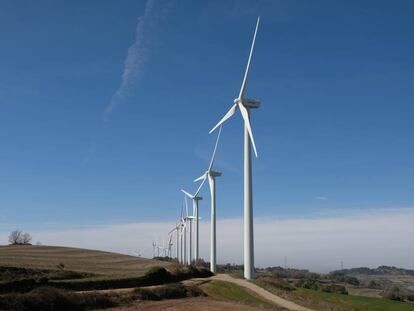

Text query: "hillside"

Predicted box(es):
[0, 245, 171, 278]
[333, 266, 414, 276]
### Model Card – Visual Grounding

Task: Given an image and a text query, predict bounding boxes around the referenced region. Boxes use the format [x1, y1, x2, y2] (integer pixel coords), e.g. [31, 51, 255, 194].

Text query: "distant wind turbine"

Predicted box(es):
[193, 125, 222, 273]
[152, 242, 156, 258]
[169, 221, 181, 260]
[181, 188, 202, 263]
[209, 17, 261, 280]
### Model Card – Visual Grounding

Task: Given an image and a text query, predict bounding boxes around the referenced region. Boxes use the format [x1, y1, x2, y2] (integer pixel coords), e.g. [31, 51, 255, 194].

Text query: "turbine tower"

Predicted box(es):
[193, 126, 222, 273]
[181, 194, 194, 265]
[152, 242, 156, 258]
[181, 189, 202, 262]
[210, 17, 261, 280]
[168, 224, 179, 259]
[167, 235, 173, 258]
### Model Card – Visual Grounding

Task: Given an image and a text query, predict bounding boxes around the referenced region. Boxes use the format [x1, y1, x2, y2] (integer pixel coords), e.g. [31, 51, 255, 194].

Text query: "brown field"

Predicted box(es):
[346, 285, 382, 298]
[0, 245, 171, 278]
[110, 297, 279, 311]
[353, 274, 414, 293]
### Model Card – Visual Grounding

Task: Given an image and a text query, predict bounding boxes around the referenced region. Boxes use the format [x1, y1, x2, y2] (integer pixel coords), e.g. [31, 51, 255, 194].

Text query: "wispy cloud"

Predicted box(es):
[103, 0, 169, 121]
[314, 196, 328, 201]
[3, 207, 413, 272]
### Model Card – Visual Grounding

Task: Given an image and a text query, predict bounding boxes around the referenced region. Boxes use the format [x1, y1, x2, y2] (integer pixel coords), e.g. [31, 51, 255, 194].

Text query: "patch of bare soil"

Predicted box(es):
[110, 297, 273, 311]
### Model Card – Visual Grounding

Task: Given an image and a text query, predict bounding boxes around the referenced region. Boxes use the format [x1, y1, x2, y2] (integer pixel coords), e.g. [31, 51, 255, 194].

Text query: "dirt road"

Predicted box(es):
[213, 274, 314, 311]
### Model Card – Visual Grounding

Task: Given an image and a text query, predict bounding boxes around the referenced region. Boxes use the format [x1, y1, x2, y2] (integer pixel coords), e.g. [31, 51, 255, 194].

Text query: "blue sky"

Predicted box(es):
[1, 0, 413, 236]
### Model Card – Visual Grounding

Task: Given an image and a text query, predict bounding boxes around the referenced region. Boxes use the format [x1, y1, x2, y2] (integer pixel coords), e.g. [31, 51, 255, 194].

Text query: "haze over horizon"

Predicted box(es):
[1, 0, 413, 272]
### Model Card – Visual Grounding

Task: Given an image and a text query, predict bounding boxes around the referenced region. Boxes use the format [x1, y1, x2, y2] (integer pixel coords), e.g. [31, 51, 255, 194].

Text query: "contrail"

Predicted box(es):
[103, 0, 165, 121]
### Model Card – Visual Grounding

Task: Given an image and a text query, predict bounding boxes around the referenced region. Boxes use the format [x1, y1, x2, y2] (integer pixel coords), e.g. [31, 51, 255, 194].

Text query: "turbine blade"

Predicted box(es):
[238, 16, 260, 100]
[239, 103, 258, 157]
[194, 176, 207, 197]
[208, 125, 222, 172]
[209, 103, 237, 134]
[181, 189, 194, 199]
[194, 173, 207, 182]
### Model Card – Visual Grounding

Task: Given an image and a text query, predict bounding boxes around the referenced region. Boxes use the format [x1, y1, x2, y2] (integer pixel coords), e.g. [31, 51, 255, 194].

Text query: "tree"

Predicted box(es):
[21, 233, 32, 244]
[8, 230, 32, 245]
[8, 230, 23, 244]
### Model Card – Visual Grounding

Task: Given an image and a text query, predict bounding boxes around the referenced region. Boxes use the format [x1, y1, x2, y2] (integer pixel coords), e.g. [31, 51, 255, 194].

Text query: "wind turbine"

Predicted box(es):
[179, 194, 193, 265]
[209, 17, 261, 280]
[152, 242, 156, 258]
[193, 126, 222, 273]
[167, 234, 173, 258]
[169, 221, 181, 260]
[181, 188, 202, 263]
[183, 194, 199, 264]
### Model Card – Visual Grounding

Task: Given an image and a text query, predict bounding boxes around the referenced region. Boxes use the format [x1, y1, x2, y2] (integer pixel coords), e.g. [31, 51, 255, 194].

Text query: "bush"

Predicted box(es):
[135, 283, 204, 301]
[368, 280, 382, 289]
[320, 284, 348, 295]
[295, 278, 319, 290]
[345, 276, 360, 285]
[154, 283, 188, 299]
[0, 278, 39, 294]
[382, 286, 404, 301]
[255, 276, 295, 292]
[0, 287, 116, 311]
[144, 266, 171, 284]
[185, 284, 205, 297]
[406, 294, 414, 302]
[135, 288, 160, 300]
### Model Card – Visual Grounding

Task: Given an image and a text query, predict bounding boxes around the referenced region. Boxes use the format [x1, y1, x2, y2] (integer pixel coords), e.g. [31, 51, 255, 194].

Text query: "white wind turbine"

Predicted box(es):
[209, 17, 261, 280]
[193, 125, 222, 273]
[167, 234, 173, 258]
[177, 203, 186, 263]
[169, 221, 181, 260]
[152, 242, 156, 258]
[181, 187, 202, 263]
[180, 194, 194, 265]
[180, 203, 188, 264]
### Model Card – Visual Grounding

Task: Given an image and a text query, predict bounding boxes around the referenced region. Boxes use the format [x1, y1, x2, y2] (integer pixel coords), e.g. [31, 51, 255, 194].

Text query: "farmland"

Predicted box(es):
[0, 245, 171, 278]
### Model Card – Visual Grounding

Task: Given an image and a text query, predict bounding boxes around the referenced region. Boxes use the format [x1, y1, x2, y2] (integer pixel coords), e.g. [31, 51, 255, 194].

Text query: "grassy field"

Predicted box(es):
[297, 288, 414, 311]
[201, 280, 282, 310]
[0, 245, 171, 278]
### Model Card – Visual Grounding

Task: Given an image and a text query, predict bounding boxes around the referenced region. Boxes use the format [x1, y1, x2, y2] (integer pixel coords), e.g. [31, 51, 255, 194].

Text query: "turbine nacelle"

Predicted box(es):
[181, 189, 203, 201]
[209, 170, 222, 177]
[240, 98, 261, 109]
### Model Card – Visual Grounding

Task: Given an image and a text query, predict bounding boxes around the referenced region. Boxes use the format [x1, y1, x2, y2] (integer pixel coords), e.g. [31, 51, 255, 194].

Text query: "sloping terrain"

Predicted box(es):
[0, 245, 170, 278]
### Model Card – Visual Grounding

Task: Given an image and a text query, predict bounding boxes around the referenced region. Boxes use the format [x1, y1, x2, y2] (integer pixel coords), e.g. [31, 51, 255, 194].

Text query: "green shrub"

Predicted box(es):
[320, 284, 348, 295]
[255, 276, 295, 291]
[295, 278, 319, 290]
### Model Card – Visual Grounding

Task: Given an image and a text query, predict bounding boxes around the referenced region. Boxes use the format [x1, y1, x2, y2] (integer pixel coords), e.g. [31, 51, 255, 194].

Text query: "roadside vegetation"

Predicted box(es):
[0, 287, 116, 311]
[216, 264, 414, 311]
[201, 280, 279, 309]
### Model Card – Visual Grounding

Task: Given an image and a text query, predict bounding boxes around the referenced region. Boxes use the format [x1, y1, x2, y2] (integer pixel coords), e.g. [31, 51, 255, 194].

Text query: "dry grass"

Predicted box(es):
[0, 245, 171, 278]
[111, 297, 277, 311]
